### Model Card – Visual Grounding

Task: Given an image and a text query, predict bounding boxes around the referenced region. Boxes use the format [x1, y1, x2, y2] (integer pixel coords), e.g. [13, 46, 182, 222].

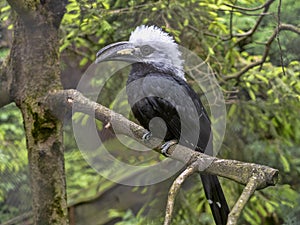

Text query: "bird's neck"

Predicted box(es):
[128, 62, 177, 82]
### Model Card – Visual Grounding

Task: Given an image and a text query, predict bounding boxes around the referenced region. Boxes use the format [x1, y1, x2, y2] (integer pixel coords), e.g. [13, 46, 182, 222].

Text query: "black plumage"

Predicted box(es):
[96, 25, 229, 225]
[126, 62, 229, 225]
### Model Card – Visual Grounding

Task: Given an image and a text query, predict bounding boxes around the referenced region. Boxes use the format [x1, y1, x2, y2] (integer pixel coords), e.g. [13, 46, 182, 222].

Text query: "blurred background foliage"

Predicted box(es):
[0, 0, 300, 224]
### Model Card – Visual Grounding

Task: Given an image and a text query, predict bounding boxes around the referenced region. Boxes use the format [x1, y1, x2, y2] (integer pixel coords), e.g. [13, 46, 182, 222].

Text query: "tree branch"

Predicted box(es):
[164, 163, 198, 225]
[46, 89, 279, 224]
[198, 0, 274, 42]
[233, 0, 273, 40]
[46, 89, 279, 185]
[223, 0, 275, 12]
[227, 176, 258, 225]
[224, 23, 300, 81]
[262, 23, 300, 65]
[0, 57, 13, 108]
[101, 2, 158, 16]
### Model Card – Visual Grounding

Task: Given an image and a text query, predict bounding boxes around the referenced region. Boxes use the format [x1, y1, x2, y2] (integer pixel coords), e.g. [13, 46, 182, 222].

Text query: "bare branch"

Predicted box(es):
[276, 0, 285, 75]
[197, 0, 274, 42]
[277, 23, 300, 34]
[234, 0, 273, 39]
[46, 89, 279, 224]
[227, 176, 258, 225]
[259, 24, 300, 70]
[100, 2, 158, 16]
[46, 89, 278, 185]
[163, 158, 277, 225]
[0, 57, 13, 108]
[164, 163, 198, 225]
[223, 0, 275, 12]
[223, 60, 263, 81]
[224, 23, 300, 81]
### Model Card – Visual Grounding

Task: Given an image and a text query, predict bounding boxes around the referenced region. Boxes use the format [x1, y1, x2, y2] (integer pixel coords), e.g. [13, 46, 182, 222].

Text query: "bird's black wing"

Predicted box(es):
[127, 72, 229, 225]
[135, 72, 212, 152]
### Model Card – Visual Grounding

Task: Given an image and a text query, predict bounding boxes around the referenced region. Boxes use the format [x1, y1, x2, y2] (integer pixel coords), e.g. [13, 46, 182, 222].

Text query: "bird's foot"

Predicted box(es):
[161, 140, 178, 157]
[142, 131, 152, 142]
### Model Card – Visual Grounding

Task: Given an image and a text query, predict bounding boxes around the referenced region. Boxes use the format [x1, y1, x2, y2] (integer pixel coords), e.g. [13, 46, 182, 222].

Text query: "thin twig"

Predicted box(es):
[223, 60, 263, 81]
[227, 176, 259, 225]
[99, 2, 158, 16]
[276, 0, 286, 75]
[197, 0, 275, 42]
[224, 23, 300, 81]
[259, 24, 300, 70]
[228, 0, 235, 40]
[223, 0, 275, 12]
[218, 9, 271, 17]
[234, 0, 272, 39]
[164, 162, 198, 225]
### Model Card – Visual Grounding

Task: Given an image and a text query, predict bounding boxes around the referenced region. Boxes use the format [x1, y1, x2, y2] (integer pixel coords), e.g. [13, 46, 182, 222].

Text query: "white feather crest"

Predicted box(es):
[129, 25, 185, 80]
[129, 25, 176, 45]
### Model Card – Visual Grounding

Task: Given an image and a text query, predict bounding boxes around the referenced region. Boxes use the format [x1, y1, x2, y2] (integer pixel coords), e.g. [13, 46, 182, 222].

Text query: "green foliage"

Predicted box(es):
[108, 209, 158, 225]
[1, 0, 300, 224]
[0, 0, 10, 24]
[0, 104, 30, 222]
[241, 185, 300, 225]
[0, 104, 27, 182]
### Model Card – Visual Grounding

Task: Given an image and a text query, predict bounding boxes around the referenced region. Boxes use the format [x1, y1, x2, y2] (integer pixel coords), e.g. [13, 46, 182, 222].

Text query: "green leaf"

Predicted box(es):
[228, 104, 237, 118]
[183, 19, 189, 26]
[0, 5, 10, 13]
[248, 89, 256, 101]
[255, 74, 269, 84]
[280, 154, 290, 172]
[102, 2, 110, 9]
[208, 47, 215, 55]
[79, 57, 89, 66]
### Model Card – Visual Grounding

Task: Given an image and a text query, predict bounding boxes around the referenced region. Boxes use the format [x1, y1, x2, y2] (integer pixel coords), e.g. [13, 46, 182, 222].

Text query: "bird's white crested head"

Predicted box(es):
[129, 25, 175, 45]
[129, 25, 185, 80]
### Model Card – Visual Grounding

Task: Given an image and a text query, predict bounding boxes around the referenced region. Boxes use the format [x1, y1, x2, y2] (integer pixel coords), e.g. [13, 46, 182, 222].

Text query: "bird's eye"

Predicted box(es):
[140, 45, 154, 56]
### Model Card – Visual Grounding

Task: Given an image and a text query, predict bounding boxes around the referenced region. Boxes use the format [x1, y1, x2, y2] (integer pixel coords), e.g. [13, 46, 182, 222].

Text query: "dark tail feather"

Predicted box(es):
[200, 174, 229, 225]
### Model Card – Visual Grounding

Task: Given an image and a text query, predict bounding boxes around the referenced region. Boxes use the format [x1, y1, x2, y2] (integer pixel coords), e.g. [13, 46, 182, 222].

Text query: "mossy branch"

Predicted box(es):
[46, 89, 279, 224]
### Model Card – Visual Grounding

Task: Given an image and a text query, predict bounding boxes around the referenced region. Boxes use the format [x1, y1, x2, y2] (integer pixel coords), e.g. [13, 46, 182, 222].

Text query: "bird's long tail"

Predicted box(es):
[200, 174, 229, 225]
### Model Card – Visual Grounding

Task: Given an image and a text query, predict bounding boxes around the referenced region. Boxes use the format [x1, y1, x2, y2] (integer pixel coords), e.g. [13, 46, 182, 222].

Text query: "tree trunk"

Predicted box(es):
[6, 1, 68, 224]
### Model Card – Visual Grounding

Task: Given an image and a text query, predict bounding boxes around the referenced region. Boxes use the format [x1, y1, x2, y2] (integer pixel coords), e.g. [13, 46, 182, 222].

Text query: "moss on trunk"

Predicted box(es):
[7, 1, 68, 224]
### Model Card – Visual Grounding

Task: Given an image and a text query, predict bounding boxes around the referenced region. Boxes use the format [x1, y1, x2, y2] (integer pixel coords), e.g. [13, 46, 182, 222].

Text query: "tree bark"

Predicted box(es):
[6, 1, 68, 224]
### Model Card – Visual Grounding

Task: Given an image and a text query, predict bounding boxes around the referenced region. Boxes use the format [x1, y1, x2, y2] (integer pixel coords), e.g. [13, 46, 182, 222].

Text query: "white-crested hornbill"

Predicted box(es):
[95, 25, 229, 225]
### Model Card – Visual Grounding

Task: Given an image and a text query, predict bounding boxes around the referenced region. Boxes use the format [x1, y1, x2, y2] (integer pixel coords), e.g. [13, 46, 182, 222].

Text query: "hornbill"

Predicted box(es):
[95, 25, 229, 225]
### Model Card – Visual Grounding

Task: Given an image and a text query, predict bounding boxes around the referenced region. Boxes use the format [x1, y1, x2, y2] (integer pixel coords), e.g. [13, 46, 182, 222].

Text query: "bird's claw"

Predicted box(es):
[142, 131, 152, 142]
[161, 140, 178, 157]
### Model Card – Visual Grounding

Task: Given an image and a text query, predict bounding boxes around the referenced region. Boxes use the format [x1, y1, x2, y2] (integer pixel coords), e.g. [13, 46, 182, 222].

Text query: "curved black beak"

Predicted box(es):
[95, 41, 138, 63]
